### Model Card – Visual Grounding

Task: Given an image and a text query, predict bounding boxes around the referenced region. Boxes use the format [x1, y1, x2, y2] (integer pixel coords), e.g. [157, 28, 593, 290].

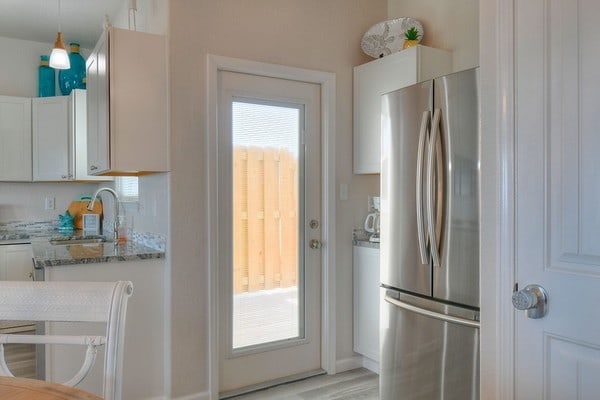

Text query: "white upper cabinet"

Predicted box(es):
[87, 27, 169, 176]
[0, 96, 31, 181]
[353, 45, 452, 174]
[32, 96, 70, 181]
[32, 90, 111, 182]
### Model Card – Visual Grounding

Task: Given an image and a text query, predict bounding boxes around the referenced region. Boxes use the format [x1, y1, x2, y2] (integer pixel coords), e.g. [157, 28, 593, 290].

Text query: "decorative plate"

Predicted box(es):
[361, 17, 424, 58]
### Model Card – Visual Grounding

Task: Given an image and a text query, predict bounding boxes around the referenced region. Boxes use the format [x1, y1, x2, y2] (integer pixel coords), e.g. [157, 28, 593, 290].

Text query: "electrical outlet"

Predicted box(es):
[339, 183, 349, 201]
[44, 196, 55, 210]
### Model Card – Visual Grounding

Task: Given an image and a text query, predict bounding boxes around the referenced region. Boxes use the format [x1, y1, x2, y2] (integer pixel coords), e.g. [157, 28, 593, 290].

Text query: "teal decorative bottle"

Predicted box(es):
[58, 43, 86, 95]
[38, 55, 55, 97]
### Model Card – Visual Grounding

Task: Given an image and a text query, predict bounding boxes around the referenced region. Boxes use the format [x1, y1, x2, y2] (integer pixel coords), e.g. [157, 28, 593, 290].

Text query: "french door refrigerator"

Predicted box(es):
[380, 67, 480, 400]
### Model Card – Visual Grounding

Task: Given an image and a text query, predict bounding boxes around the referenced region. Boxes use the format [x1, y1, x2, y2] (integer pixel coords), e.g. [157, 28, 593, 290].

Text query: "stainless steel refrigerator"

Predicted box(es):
[379, 67, 480, 400]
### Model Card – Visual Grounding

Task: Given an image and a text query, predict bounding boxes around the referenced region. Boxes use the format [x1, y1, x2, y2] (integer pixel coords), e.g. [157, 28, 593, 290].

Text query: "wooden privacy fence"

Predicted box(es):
[233, 146, 299, 294]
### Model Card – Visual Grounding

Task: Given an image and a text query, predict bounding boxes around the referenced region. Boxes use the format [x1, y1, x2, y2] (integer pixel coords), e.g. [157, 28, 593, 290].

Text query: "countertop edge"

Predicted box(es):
[33, 251, 165, 269]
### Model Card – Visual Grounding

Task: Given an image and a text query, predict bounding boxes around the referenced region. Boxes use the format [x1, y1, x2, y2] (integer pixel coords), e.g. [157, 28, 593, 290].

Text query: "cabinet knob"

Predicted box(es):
[90, 165, 98, 171]
[61, 175, 67, 179]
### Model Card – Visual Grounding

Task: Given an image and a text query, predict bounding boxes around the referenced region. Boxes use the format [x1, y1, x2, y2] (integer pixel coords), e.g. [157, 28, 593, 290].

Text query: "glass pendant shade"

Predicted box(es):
[49, 32, 70, 69]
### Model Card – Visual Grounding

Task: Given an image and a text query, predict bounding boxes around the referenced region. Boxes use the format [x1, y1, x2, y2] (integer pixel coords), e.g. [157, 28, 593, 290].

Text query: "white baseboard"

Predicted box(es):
[361, 356, 380, 374]
[335, 356, 363, 373]
[171, 391, 211, 400]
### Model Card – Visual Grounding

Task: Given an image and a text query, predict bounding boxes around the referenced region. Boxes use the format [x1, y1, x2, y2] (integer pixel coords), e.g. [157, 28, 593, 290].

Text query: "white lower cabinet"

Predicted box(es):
[43, 259, 165, 400]
[353, 245, 380, 371]
[0, 244, 33, 281]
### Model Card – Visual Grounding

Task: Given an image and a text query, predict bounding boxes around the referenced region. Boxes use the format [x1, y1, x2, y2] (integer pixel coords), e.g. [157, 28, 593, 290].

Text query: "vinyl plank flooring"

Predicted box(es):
[227, 368, 379, 400]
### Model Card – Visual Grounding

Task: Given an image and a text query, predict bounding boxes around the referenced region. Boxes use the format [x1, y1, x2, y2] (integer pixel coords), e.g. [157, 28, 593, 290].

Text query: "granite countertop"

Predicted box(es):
[353, 239, 380, 249]
[30, 238, 164, 269]
[352, 228, 380, 249]
[0, 229, 164, 268]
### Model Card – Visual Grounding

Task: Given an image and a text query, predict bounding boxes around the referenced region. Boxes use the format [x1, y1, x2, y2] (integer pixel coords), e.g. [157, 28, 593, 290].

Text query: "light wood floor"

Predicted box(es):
[227, 368, 379, 400]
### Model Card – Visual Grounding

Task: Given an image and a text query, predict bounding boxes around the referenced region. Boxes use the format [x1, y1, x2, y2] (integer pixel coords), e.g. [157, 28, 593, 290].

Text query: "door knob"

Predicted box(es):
[309, 239, 322, 249]
[512, 284, 548, 319]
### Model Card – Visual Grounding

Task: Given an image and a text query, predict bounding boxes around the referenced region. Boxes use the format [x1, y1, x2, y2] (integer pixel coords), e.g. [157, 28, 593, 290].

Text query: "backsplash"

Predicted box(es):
[0, 219, 166, 251]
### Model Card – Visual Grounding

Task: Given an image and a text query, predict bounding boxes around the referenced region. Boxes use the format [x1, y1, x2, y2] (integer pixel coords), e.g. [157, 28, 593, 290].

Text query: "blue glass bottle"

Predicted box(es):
[38, 55, 55, 97]
[58, 43, 86, 95]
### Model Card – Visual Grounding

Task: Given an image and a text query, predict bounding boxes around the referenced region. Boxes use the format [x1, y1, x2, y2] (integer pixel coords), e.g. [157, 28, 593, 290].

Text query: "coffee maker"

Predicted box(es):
[364, 196, 380, 242]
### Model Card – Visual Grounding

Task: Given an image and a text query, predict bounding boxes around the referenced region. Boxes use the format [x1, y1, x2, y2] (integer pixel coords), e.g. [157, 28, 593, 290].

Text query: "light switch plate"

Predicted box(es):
[44, 196, 55, 210]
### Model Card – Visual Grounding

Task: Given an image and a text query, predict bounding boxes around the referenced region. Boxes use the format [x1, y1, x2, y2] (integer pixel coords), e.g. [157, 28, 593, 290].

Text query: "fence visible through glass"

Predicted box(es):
[231, 100, 302, 349]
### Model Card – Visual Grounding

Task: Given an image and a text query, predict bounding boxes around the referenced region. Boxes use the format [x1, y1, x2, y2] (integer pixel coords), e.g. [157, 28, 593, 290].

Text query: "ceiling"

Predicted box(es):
[0, 0, 124, 49]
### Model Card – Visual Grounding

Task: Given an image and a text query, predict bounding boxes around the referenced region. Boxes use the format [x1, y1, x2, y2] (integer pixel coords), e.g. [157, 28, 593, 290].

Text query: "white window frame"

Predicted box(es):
[115, 176, 139, 203]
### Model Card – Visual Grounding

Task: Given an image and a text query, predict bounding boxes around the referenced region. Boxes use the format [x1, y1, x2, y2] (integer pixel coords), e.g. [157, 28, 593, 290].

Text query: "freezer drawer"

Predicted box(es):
[380, 290, 480, 400]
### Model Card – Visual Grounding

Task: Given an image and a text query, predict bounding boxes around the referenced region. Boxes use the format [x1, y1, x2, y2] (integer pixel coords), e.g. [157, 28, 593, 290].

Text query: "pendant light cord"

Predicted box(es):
[57, 0, 62, 32]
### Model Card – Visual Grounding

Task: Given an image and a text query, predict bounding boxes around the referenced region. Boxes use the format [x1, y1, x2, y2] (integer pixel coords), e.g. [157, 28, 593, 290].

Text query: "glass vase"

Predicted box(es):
[58, 43, 86, 95]
[38, 55, 55, 97]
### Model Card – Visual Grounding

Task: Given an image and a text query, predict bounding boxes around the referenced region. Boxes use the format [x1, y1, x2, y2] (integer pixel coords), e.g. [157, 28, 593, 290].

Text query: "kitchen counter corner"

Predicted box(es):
[31, 239, 165, 269]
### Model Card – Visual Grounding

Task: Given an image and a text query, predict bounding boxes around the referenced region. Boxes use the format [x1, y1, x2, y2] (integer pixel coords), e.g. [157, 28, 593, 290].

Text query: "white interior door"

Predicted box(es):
[514, 0, 600, 397]
[217, 70, 322, 395]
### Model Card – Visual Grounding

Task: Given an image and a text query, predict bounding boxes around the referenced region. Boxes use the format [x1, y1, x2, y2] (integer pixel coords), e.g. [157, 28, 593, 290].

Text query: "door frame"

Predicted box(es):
[480, 0, 516, 398]
[206, 54, 337, 399]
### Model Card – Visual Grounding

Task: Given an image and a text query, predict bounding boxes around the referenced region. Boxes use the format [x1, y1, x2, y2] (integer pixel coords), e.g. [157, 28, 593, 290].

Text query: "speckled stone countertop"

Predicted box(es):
[0, 227, 164, 268]
[30, 238, 164, 269]
[353, 239, 380, 249]
[352, 228, 380, 249]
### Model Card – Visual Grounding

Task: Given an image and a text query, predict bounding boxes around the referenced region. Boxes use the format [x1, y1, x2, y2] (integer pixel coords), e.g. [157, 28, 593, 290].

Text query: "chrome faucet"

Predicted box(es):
[87, 187, 120, 243]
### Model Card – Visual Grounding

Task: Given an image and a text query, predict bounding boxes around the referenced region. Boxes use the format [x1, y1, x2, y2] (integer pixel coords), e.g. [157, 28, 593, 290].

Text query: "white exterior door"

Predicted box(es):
[217, 70, 322, 395]
[513, 0, 600, 397]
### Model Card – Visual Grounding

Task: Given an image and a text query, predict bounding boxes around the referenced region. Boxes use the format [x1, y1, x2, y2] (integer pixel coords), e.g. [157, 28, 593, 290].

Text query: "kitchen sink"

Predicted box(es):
[48, 236, 109, 245]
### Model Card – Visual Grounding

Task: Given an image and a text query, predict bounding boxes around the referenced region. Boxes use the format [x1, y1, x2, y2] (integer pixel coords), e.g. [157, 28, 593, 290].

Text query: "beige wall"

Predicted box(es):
[169, 0, 384, 396]
[388, 0, 479, 71]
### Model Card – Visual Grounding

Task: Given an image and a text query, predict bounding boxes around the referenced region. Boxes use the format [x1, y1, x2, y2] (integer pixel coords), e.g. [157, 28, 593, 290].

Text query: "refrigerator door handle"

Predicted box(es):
[427, 108, 442, 267]
[384, 294, 480, 329]
[416, 110, 430, 265]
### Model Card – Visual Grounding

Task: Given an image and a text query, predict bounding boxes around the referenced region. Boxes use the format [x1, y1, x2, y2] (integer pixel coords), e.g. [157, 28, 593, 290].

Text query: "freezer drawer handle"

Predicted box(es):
[384, 295, 480, 329]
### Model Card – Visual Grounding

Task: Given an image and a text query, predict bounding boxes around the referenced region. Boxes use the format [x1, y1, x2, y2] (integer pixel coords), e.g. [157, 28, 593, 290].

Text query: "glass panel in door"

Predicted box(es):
[231, 99, 304, 350]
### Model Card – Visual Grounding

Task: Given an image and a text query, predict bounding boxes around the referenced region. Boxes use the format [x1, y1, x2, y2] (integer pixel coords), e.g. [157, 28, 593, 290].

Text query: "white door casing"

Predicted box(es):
[206, 55, 337, 400]
[482, 0, 600, 398]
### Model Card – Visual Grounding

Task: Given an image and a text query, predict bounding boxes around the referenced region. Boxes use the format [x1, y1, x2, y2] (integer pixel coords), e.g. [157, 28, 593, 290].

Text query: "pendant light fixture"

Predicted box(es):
[49, 0, 70, 70]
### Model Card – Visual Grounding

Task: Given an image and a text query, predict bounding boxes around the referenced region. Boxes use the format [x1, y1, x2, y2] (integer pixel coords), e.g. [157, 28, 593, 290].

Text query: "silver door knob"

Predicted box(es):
[512, 284, 548, 319]
[309, 239, 322, 249]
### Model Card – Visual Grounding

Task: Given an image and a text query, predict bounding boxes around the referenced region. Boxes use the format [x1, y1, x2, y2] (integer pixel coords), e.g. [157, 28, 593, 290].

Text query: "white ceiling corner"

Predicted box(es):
[0, 0, 125, 48]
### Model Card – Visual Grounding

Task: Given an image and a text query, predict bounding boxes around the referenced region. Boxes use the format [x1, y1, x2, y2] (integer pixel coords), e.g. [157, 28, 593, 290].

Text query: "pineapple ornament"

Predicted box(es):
[403, 27, 421, 49]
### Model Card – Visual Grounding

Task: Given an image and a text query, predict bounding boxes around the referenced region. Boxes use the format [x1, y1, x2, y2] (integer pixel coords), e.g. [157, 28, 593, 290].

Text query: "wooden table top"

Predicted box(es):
[0, 376, 101, 400]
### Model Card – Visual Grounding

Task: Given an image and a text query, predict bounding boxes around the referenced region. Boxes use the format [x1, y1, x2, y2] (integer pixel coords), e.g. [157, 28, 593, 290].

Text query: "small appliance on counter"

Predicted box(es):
[364, 196, 380, 242]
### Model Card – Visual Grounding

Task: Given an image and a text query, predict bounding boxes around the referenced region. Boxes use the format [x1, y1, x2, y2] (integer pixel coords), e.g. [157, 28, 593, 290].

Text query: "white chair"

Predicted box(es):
[0, 281, 133, 400]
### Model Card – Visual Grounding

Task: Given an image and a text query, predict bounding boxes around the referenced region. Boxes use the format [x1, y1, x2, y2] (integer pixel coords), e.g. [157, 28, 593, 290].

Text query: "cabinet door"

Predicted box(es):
[353, 46, 452, 174]
[86, 30, 110, 175]
[71, 89, 111, 181]
[32, 96, 71, 181]
[0, 244, 34, 281]
[0, 96, 31, 181]
[353, 245, 380, 363]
